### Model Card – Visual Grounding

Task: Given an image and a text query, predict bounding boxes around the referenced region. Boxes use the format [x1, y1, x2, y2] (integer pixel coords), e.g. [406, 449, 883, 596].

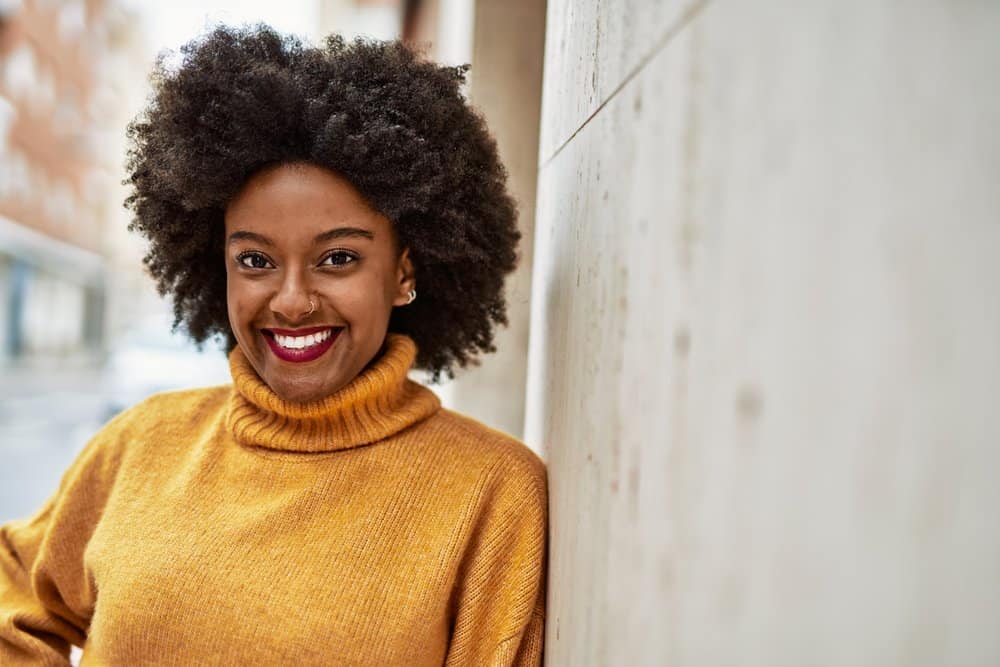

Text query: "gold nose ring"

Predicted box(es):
[307, 298, 316, 316]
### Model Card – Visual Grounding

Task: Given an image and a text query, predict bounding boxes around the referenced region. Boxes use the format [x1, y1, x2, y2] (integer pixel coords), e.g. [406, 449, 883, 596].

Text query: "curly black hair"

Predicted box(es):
[124, 24, 520, 381]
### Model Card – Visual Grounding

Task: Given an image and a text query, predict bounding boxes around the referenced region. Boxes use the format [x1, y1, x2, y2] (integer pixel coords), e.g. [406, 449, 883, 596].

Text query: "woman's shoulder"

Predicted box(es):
[51, 384, 233, 489]
[106, 383, 231, 432]
[132, 383, 232, 417]
[417, 407, 547, 490]
[94, 384, 232, 452]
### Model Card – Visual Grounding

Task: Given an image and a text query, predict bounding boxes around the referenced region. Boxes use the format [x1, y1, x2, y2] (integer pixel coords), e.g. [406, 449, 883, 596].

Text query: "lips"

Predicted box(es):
[261, 327, 342, 363]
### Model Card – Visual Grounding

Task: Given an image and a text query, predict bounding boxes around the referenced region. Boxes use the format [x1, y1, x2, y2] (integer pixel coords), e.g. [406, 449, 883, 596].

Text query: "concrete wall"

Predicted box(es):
[525, 2, 1000, 665]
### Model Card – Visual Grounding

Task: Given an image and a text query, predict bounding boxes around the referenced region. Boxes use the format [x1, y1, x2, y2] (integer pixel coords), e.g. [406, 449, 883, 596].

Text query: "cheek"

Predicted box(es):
[324, 272, 395, 320]
[227, 281, 270, 327]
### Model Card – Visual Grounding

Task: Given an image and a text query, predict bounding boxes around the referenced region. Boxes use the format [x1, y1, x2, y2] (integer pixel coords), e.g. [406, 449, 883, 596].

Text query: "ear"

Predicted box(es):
[392, 247, 416, 307]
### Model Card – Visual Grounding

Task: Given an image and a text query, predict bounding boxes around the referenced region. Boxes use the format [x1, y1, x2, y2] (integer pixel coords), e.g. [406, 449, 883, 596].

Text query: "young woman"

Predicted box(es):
[0, 25, 547, 666]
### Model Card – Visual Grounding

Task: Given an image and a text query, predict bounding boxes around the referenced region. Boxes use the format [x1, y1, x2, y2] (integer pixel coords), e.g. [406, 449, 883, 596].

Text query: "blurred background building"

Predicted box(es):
[3, 1, 1000, 665]
[0, 0, 149, 523]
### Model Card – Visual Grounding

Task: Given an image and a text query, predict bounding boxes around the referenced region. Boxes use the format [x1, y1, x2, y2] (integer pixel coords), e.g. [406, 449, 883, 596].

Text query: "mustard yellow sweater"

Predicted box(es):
[0, 334, 547, 666]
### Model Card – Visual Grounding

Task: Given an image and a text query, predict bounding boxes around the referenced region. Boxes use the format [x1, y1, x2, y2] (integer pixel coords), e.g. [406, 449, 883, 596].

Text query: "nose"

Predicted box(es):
[269, 270, 314, 323]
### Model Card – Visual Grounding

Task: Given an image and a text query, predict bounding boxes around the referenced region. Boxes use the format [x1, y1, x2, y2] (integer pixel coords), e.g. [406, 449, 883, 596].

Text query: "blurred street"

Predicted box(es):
[0, 363, 111, 523]
[0, 316, 231, 524]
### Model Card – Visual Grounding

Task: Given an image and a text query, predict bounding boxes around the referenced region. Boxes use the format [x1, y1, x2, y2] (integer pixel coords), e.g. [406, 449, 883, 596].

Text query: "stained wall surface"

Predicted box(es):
[524, 2, 1000, 665]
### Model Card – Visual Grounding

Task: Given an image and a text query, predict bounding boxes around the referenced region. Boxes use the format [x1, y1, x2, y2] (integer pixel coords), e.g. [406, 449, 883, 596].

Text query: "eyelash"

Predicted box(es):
[320, 250, 360, 268]
[235, 251, 272, 270]
[235, 250, 359, 270]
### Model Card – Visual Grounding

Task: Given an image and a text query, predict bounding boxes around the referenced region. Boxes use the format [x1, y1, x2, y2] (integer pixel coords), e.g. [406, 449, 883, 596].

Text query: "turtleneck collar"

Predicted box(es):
[225, 333, 441, 453]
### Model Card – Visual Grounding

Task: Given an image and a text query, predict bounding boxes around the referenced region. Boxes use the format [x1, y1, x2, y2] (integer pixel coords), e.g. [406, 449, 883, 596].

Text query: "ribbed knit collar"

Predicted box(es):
[225, 333, 440, 453]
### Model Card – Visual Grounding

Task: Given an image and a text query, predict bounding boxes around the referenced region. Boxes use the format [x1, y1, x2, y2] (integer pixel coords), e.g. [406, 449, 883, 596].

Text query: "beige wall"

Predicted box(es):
[526, 1, 1000, 664]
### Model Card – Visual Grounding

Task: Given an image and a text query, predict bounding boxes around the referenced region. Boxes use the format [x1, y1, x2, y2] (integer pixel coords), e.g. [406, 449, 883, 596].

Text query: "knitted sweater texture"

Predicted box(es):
[0, 333, 548, 666]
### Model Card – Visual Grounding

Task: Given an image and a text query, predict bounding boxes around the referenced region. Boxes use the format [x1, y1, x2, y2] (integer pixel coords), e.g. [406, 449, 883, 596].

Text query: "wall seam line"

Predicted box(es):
[539, 0, 709, 171]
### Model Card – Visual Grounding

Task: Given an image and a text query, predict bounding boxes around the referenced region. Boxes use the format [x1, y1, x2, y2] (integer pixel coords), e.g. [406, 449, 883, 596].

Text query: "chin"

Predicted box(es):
[269, 376, 332, 404]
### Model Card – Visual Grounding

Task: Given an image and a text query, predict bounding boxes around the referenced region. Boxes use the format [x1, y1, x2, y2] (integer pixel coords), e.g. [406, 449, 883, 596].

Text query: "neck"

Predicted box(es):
[225, 333, 440, 453]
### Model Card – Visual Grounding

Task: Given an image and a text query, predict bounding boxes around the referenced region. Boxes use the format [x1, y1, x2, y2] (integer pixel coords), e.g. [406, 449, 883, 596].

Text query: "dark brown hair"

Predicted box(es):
[125, 24, 520, 380]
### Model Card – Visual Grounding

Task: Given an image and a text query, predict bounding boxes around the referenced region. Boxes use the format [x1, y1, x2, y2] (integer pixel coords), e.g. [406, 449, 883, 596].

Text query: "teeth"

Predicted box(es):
[273, 328, 333, 349]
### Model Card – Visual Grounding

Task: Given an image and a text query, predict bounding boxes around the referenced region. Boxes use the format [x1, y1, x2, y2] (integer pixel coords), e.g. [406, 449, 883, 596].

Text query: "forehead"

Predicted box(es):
[224, 162, 395, 243]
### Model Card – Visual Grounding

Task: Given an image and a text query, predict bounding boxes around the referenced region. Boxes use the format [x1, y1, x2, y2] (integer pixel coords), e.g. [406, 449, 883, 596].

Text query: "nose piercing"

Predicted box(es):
[307, 298, 316, 316]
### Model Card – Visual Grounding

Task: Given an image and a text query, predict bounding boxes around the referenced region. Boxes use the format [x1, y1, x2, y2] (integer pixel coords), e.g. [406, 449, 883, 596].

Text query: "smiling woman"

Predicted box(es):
[224, 162, 415, 404]
[0, 24, 547, 667]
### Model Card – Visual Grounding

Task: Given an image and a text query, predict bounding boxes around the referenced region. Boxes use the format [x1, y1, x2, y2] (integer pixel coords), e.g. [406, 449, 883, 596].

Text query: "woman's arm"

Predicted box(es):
[0, 406, 133, 665]
[0, 493, 85, 665]
[445, 455, 549, 667]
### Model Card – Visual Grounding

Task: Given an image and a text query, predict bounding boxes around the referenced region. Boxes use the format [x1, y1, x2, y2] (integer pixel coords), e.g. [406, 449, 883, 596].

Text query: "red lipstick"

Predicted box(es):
[262, 327, 341, 363]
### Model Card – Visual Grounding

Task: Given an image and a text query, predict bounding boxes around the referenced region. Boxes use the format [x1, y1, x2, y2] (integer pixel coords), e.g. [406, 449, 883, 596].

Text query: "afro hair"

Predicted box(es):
[124, 23, 520, 381]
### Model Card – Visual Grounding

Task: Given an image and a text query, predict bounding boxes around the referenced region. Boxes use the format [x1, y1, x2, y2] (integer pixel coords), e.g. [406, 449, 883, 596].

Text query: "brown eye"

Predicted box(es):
[236, 252, 273, 269]
[321, 251, 358, 268]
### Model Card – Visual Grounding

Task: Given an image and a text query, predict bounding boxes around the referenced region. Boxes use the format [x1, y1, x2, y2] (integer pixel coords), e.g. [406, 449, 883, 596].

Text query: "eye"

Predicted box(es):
[236, 251, 273, 269]
[320, 250, 358, 268]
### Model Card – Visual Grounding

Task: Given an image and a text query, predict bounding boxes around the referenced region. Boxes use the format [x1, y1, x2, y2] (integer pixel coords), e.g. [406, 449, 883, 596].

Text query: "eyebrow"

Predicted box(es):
[227, 227, 375, 246]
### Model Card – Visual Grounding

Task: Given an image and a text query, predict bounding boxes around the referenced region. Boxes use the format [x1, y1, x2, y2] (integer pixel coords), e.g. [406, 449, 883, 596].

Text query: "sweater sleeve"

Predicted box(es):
[0, 405, 132, 666]
[445, 455, 549, 667]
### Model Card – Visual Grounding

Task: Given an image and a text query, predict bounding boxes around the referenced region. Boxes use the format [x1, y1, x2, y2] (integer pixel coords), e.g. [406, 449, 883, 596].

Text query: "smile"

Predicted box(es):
[261, 326, 342, 363]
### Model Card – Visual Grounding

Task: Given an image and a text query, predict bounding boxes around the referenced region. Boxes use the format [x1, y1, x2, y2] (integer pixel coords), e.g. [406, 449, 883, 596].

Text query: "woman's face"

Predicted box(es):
[224, 162, 415, 403]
